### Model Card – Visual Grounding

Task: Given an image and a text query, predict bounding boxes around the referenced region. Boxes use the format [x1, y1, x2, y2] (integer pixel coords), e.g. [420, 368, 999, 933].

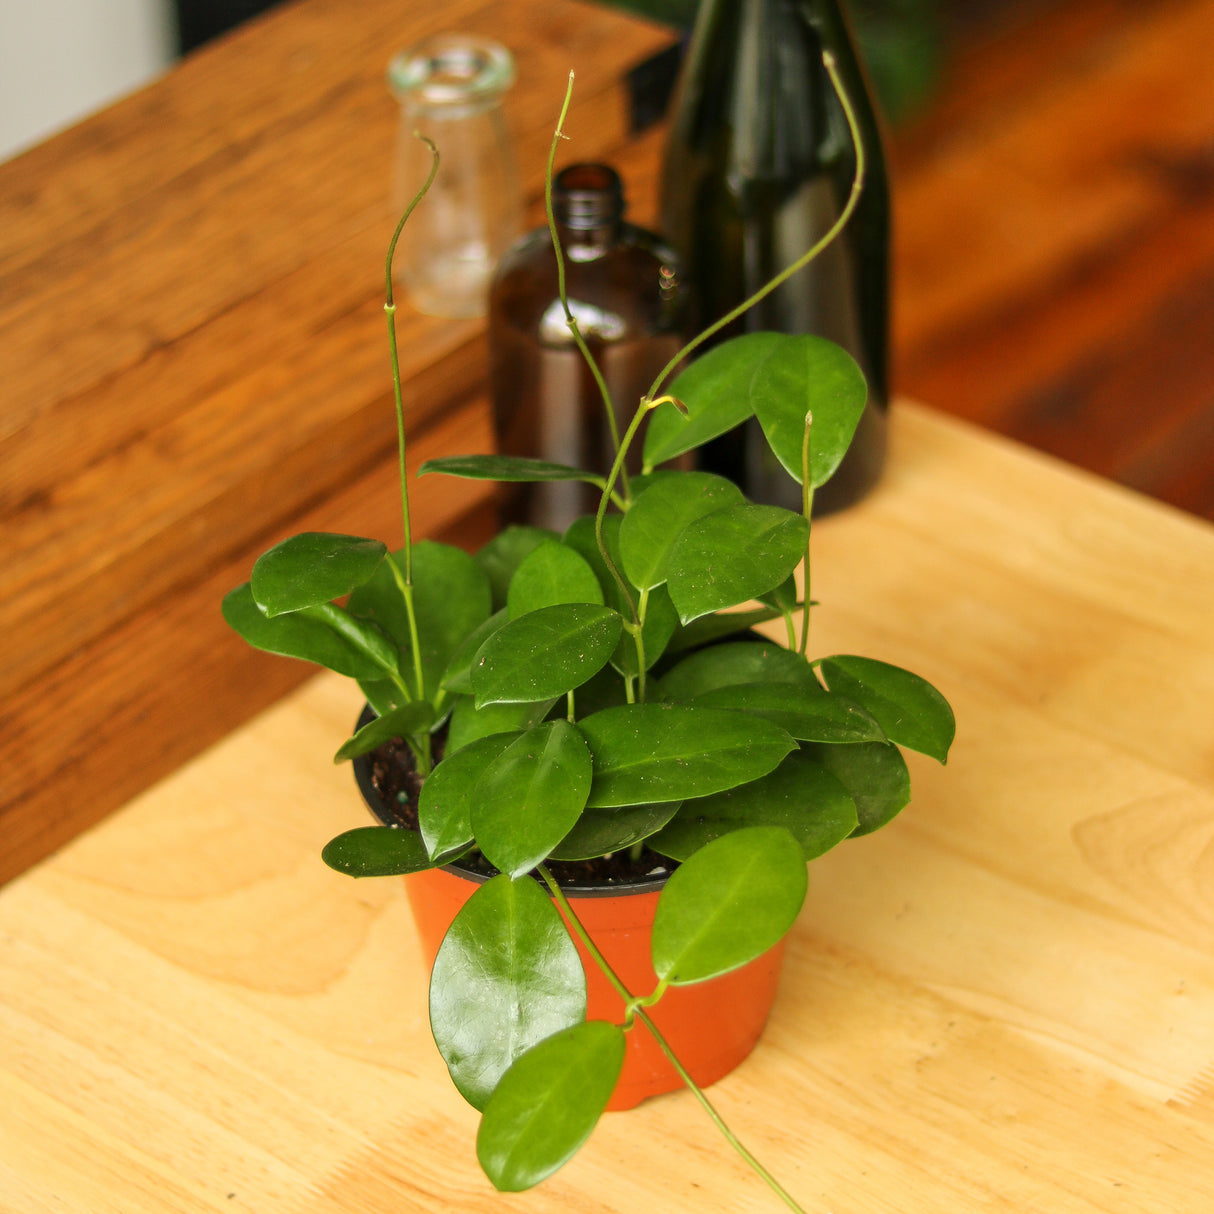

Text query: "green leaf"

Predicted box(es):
[477, 1020, 625, 1191]
[320, 826, 434, 877]
[663, 607, 785, 655]
[649, 751, 858, 862]
[659, 638, 816, 701]
[612, 584, 679, 678]
[431, 875, 587, 1111]
[249, 532, 388, 618]
[666, 504, 809, 624]
[333, 701, 436, 763]
[446, 695, 557, 755]
[440, 608, 509, 695]
[347, 540, 492, 701]
[421, 453, 603, 484]
[472, 721, 594, 877]
[819, 656, 955, 763]
[642, 332, 782, 467]
[418, 731, 519, 859]
[759, 573, 800, 613]
[476, 526, 560, 611]
[507, 541, 604, 618]
[651, 826, 807, 984]
[750, 334, 867, 488]
[804, 740, 911, 836]
[297, 602, 400, 674]
[690, 681, 886, 744]
[617, 472, 744, 591]
[579, 703, 796, 807]
[550, 801, 683, 861]
[471, 603, 623, 706]
[222, 583, 386, 680]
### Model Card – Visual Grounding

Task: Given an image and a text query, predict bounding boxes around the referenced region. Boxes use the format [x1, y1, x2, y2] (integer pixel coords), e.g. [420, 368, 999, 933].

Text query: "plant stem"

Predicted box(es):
[800, 412, 814, 658]
[642, 48, 868, 405]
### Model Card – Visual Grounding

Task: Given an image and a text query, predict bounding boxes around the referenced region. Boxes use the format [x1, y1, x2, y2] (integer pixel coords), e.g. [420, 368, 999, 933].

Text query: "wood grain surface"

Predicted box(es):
[1, 403, 1211, 1212]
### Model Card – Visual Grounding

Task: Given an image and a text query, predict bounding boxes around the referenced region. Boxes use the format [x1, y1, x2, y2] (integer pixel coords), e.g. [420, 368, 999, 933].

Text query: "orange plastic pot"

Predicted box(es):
[403, 863, 785, 1111]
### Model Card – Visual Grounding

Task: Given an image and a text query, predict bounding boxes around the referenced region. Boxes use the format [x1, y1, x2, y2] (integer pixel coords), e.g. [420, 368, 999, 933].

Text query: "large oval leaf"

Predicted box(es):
[421, 453, 602, 484]
[750, 334, 867, 488]
[347, 540, 492, 701]
[507, 541, 604, 618]
[663, 606, 785, 655]
[472, 721, 594, 877]
[471, 603, 623, 706]
[250, 532, 387, 617]
[321, 826, 433, 877]
[222, 583, 385, 680]
[617, 472, 744, 591]
[440, 608, 509, 695]
[475, 526, 560, 611]
[651, 826, 807, 984]
[666, 504, 809, 624]
[445, 695, 557, 755]
[690, 681, 886, 744]
[579, 703, 796, 807]
[659, 639, 816, 701]
[477, 1020, 625, 1191]
[431, 875, 586, 1111]
[418, 731, 519, 859]
[549, 800, 683, 861]
[641, 332, 782, 467]
[648, 751, 858, 862]
[804, 740, 911, 836]
[819, 656, 955, 763]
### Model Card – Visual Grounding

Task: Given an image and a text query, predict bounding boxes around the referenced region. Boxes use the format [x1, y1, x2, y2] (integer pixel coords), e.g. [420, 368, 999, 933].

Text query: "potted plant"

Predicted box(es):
[223, 59, 953, 1210]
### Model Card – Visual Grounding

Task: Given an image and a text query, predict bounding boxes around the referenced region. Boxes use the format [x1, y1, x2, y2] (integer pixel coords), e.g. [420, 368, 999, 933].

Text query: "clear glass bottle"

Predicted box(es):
[489, 163, 688, 530]
[660, 0, 890, 514]
[388, 35, 521, 319]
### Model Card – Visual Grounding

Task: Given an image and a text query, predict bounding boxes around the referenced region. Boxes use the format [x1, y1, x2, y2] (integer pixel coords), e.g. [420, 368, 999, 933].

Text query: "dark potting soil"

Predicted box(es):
[366, 732, 678, 888]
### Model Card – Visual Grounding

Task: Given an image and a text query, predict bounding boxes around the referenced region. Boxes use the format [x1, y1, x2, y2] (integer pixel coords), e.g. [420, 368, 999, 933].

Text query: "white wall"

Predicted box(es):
[0, 0, 177, 162]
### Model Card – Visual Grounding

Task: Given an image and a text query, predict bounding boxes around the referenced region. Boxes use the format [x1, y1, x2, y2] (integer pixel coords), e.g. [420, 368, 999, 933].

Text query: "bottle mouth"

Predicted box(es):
[553, 163, 625, 229]
[388, 35, 515, 110]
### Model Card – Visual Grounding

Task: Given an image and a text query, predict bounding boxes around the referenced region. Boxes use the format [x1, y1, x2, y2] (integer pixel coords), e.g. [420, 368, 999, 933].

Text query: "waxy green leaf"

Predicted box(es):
[472, 721, 594, 877]
[649, 751, 858, 862]
[617, 472, 744, 591]
[222, 583, 386, 680]
[321, 825, 434, 877]
[690, 681, 886, 744]
[475, 526, 560, 611]
[249, 532, 388, 617]
[651, 826, 807, 984]
[445, 695, 557, 755]
[471, 603, 623, 706]
[441, 608, 509, 695]
[819, 656, 955, 763]
[477, 1020, 625, 1191]
[659, 639, 816, 701]
[550, 800, 683, 861]
[507, 541, 604, 618]
[421, 453, 603, 484]
[804, 740, 911, 835]
[663, 607, 785, 655]
[579, 703, 796, 807]
[333, 701, 436, 763]
[431, 876, 587, 1112]
[666, 504, 809, 624]
[418, 731, 519, 859]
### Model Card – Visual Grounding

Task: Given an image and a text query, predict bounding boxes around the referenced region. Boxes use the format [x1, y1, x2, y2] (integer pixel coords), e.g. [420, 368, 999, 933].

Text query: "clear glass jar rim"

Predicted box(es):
[388, 34, 515, 108]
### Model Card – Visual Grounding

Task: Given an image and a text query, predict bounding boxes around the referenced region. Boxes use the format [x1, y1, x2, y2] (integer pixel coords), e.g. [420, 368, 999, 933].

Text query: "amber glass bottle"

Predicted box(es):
[660, 0, 890, 514]
[488, 164, 687, 530]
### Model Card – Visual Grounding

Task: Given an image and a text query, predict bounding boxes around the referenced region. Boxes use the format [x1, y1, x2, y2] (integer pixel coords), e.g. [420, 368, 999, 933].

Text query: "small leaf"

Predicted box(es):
[690, 681, 886, 744]
[651, 826, 807, 984]
[750, 334, 867, 488]
[617, 472, 744, 591]
[321, 826, 434, 877]
[759, 573, 799, 613]
[648, 751, 857, 862]
[579, 703, 796, 807]
[819, 656, 955, 763]
[471, 603, 623, 706]
[421, 453, 603, 484]
[431, 875, 587, 1112]
[507, 541, 604, 618]
[445, 695, 557, 754]
[472, 721, 593, 877]
[805, 740, 911, 836]
[663, 607, 785, 655]
[659, 639, 816, 701]
[222, 583, 385, 680]
[641, 332, 782, 467]
[333, 701, 436, 763]
[550, 801, 683, 861]
[666, 504, 809, 624]
[477, 1020, 625, 1191]
[418, 731, 519, 859]
[476, 526, 560, 611]
[250, 532, 388, 617]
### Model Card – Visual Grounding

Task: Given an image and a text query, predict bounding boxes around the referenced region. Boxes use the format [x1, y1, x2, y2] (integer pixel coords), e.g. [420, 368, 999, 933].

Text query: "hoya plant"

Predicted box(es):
[223, 58, 953, 1211]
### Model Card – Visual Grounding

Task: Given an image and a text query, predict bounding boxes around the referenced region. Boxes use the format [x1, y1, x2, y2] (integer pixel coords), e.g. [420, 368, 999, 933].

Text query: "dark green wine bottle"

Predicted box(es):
[660, 0, 890, 514]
